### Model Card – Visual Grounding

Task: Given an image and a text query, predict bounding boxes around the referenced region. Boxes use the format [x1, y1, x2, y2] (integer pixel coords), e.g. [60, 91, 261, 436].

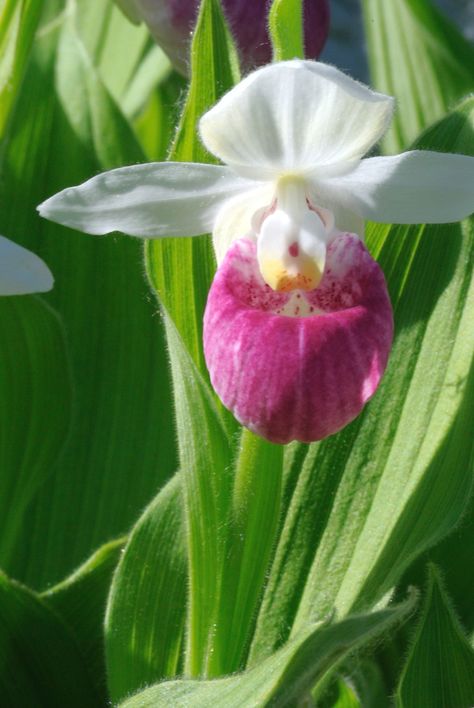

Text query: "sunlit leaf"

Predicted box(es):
[269, 0, 304, 62]
[120, 593, 416, 707]
[145, 0, 239, 374]
[0, 0, 43, 135]
[361, 0, 474, 152]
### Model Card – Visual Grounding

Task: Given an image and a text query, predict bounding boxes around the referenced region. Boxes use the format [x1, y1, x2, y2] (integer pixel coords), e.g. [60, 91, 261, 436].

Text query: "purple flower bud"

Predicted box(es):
[119, 0, 330, 74]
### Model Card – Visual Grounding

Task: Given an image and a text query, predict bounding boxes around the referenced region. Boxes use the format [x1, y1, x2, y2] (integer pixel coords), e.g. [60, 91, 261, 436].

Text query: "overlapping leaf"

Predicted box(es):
[105, 476, 186, 703]
[0, 4, 176, 587]
[397, 566, 474, 707]
[42, 537, 125, 703]
[0, 571, 101, 706]
[361, 0, 474, 152]
[120, 593, 416, 707]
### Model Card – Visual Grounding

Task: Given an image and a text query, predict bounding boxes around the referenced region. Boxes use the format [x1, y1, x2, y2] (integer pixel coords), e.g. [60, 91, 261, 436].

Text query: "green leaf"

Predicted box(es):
[0, 571, 101, 707]
[0, 296, 71, 569]
[163, 313, 234, 676]
[361, 0, 474, 152]
[105, 476, 187, 703]
[207, 431, 284, 676]
[249, 98, 474, 662]
[145, 0, 239, 374]
[42, 537, 125, 703]
[120, 593, 416, 707]
[0, 0, 43, 135]
[397, 566, 474, 707]
[0, 6, 176, 587]
[269, 0, 304, 62]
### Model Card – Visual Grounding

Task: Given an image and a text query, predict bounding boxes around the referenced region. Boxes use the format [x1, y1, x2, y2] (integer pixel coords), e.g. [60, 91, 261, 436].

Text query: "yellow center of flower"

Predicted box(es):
[257, 177, 330, 292]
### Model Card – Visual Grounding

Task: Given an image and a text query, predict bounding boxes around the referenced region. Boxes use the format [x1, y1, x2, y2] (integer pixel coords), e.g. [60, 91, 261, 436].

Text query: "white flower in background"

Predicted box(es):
[0, 235, 53, 296]
[38, 61, 474, 443]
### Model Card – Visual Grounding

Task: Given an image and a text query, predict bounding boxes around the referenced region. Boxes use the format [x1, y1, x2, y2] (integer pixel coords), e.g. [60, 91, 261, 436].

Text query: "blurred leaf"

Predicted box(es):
[105, 475, 187, 703]
[0, 0, 43, 135]
[248, 99, 474, 663]
[361, 0, 474, 152]
[0, 571, 100, 707]
[269, 0, 304, 62]
[120, 593, 416, 707]
[145, 0, 239, 374]
[42, 537, 125, 703]
[397, 566, 474, 707]
[0, 5, 176, 587]
[0, 296, 71, 569]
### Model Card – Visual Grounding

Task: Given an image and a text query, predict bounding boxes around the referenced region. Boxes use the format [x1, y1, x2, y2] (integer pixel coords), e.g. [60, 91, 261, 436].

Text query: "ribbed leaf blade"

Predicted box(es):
[145, 0, 239, 374]
[105, 476, 187, 703]
[120, 594, 416, 707]
[0, 296, 71, 569]
[397, 566, 474, 708]
[361, 0, 474, 152]
[269, 0, 304, 62]
[0, 7, 175, 587]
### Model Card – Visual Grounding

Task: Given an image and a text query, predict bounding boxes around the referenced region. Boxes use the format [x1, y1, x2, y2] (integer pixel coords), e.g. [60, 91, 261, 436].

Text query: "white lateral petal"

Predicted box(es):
[316, 151, 474, 224]
[0, 236, 53, 295]
[199, 60, 394, 179]
[212, 183, 273, 263]
[38, 163, 252, 237]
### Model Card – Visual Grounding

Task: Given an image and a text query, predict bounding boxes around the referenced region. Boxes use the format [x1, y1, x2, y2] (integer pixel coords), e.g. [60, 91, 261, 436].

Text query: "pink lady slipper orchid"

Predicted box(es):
[115, 0, 330, 74]
[0, 235, 53, 295]
[38, 61, 474, 443]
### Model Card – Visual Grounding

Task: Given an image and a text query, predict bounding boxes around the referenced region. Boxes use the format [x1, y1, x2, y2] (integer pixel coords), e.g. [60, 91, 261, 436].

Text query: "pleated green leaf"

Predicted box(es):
[105, 476, 187, 703]
[269, 0, 304, 62]
[361, 0, 474, 152]
[163, 313, 234, 676]
[249, 99, 474, 663]
[0, 571, 101, 707]
[206, 430, 284, 676]
[42, 537, 125, 703]
[397, 566, 474, 708]
[0, 6, 175, 587]
[145, 0, 239, 374]
[120, 593, 416, 707]
[0, 0, 43, 134]
[0, 296, 71, 569]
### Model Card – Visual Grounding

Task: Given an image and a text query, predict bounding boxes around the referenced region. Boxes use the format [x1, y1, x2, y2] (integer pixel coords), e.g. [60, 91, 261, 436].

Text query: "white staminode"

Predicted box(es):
[0, 235, 53, 296]
[38, 60, 474, 291]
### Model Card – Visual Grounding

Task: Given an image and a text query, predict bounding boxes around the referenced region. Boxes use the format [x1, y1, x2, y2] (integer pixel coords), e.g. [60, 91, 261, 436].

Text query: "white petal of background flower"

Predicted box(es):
[199, 60, 394, 179]
[38, 163, 253, 238]
[316, 151, 474, 224]
[0, 235, 53, 295]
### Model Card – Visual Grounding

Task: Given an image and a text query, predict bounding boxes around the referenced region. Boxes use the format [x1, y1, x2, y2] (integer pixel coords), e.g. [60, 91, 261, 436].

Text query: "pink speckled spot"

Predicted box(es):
[203, 234, 393, 444]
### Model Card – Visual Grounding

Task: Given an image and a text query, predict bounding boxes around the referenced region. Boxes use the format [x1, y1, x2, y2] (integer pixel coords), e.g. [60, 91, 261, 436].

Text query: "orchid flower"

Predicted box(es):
[0, 235, 53, 296]
[116, 0, 329, 74]
[38, 61, 474, 443]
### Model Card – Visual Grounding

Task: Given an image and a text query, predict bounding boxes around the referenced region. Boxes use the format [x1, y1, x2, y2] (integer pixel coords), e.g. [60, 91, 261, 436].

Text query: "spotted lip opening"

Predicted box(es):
[204, 234, 394, 444]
